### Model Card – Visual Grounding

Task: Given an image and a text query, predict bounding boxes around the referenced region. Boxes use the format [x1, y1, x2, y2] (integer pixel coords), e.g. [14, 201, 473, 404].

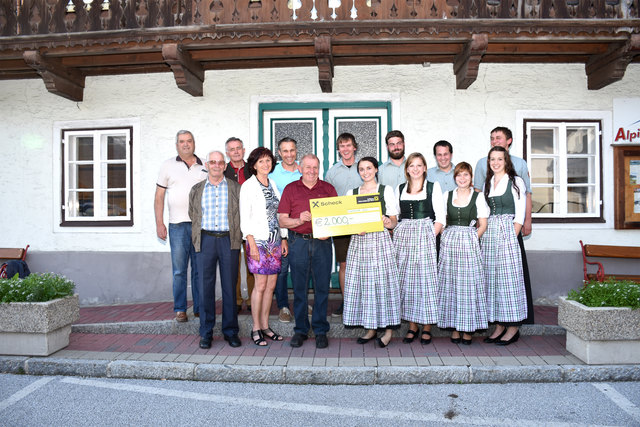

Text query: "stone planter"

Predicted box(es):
[0, 295, 79, 356]
[558, 296, 640, 365]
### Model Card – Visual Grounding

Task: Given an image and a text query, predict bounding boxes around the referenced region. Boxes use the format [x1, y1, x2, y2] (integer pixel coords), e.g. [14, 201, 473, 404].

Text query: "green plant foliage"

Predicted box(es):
[0, 273, 75, 303]
[567, 278, 640, 309]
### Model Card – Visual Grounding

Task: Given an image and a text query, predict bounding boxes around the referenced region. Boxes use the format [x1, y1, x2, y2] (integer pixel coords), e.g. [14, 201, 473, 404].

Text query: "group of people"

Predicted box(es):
[155, 126, 534, 350]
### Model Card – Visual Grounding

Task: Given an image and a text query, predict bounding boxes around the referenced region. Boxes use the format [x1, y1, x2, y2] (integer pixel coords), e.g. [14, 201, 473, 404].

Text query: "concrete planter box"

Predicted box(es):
[0, 295, 79, 356]
[558, 296, 640, 365]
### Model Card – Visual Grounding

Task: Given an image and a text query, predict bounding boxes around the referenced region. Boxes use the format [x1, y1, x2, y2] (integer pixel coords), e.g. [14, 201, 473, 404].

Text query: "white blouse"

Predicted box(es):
[346, 184, 399, 217]
[443, 188, 490, 219]
[395, 180, 446, 226]
[484, 175, 526, 225]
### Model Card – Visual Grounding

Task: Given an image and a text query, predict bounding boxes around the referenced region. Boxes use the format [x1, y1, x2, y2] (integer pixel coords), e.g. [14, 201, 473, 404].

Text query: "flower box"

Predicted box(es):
[558, 296, 640, 364]
[0, 295, 79, 356]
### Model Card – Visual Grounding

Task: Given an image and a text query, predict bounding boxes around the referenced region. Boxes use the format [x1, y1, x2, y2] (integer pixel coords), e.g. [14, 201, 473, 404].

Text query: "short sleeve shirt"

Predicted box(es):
[269, 162, 302, 194]
[324, 159, 363, 197]
[278, 179, 338, 234]
[427, 164, 456, 193]
[378, 158, 406, 189]
[157, 156, 207, 224]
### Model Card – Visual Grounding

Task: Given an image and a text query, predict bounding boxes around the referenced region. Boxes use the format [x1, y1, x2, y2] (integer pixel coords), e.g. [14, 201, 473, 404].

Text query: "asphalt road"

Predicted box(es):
[1, 374, 639, 426]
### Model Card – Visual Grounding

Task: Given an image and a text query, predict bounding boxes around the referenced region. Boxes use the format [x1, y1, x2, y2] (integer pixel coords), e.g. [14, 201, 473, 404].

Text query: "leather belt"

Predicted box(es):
[202, 230, 229, 238]
[292, 231, 313, 240]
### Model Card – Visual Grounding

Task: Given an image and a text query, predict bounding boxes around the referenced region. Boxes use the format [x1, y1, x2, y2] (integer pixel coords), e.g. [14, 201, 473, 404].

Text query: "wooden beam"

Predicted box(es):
[22, 51, 85, 102]
[453, 34, 488, 90]
[161, 43, 204, 97]
[586, 34, 640, 90]
[315, 36, 334, 93]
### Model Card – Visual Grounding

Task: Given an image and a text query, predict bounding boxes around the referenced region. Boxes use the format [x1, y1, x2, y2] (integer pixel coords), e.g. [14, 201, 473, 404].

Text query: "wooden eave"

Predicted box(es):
[1, 0, 639, 100]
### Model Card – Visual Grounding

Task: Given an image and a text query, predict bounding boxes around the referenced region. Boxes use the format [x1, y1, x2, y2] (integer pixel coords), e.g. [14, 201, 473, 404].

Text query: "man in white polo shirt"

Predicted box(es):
[155, 130, 207, 322]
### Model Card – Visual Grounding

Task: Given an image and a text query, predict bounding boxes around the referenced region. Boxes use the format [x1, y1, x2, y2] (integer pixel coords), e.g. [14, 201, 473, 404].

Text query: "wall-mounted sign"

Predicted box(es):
[613, 98, 640, 144]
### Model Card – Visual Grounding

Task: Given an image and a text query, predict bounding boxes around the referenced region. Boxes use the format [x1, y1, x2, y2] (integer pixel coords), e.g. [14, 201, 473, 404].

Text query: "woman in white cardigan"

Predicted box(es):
[239, 147, 289, 346]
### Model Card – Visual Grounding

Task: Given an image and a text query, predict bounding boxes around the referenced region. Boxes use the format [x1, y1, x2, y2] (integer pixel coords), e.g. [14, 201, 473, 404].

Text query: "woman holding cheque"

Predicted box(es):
[394, 153, 445, 345]
[343, 157, 401, 348]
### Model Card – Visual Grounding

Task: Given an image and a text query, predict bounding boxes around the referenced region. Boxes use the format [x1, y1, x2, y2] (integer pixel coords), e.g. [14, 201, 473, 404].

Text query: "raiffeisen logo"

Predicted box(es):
[615, 119, 640, 142]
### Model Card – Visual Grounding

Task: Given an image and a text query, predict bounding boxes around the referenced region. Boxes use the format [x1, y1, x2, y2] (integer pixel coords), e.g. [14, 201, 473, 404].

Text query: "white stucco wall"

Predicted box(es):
[2, 62, 639, 254]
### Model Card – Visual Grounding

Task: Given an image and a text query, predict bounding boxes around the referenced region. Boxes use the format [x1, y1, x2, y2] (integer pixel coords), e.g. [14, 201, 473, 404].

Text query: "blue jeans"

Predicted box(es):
[169, 222, 199, 314]
[288, 232, 332, 336]
[197, 233, 239, 338]
[274, 253, 290, 310]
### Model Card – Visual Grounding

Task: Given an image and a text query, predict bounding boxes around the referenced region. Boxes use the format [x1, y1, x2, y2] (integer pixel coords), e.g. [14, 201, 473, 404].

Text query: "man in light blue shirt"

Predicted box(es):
[427, 140, 456, 193]
[378, 130, 406, 190]
[268, 137, 301, 323]
[324, 132, 362, 316]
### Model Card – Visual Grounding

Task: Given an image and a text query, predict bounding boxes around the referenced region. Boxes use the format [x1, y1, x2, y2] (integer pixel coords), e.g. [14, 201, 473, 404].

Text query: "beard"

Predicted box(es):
[388, 149, 404, 160]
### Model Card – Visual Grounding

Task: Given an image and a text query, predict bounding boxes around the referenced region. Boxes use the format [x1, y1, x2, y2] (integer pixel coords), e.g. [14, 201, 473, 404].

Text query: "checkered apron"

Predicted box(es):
[343, 230, 401, 330]
[393, 217, 439, 324]
[437, 224, 488, 332]
[481, 214, 527, 323]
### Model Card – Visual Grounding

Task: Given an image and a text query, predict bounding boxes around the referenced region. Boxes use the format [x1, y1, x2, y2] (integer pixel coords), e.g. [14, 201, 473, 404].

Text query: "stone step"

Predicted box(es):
[73, 313, 565, 338]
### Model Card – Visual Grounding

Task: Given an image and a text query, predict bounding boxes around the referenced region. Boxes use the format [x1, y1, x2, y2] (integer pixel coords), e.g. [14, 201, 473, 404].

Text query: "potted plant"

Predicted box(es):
[558, 279, 640, 364]
[0, 272, 78, 356]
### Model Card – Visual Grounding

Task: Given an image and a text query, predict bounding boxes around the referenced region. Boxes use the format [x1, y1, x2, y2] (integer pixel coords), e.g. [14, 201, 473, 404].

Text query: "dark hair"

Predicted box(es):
[246, 147, 276, 176]
[483, 146, 520, 202]
[404, 152, 427, 193]
[225, 137, 243, 147]
[433, 140, 453, 156]
[278, 137, 297, 149]
[337, 132, 358, 151]
[357, 156, 379, 181]
[385, 130, 404, 144]
[453, 162, 472, 179]
[491, 126, 513, 142]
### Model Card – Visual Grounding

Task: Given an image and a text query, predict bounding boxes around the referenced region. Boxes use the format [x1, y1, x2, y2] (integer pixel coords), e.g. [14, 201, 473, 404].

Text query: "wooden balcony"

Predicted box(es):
[1, 0, 639, 100]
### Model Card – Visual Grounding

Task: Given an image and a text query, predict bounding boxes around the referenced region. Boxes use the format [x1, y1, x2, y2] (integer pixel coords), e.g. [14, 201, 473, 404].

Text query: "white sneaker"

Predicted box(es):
[279, 307, 292, 323]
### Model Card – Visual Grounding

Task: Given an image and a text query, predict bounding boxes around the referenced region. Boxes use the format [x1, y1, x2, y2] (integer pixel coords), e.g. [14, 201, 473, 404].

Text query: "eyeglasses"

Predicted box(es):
[207, 160, 226, 166]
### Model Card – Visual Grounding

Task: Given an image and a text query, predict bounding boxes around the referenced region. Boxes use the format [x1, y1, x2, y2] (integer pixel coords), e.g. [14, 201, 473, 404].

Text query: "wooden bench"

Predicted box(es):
[0, 245, 29, 278]
[580, 240, 640, 282]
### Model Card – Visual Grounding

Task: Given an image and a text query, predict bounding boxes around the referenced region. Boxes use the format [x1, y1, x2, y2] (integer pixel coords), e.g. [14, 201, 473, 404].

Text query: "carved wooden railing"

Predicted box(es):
[1, 0, 637, 36]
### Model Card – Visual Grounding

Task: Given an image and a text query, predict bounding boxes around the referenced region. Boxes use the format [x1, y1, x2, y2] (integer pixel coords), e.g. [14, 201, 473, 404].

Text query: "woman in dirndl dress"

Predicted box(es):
[343, 157, 401, 348]
[394, 152, 445, 345]
[239, 147, 288, 346]
[437, 162, 489, 345]
[481, 146, 527, 346]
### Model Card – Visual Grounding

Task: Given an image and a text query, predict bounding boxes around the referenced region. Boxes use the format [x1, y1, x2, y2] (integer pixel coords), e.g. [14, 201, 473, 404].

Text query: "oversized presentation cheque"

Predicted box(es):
[310, 193, 384, 238]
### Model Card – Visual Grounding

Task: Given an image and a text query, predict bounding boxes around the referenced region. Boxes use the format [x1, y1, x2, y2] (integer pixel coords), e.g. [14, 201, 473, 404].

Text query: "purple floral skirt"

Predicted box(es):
[246, 240, 282, 275]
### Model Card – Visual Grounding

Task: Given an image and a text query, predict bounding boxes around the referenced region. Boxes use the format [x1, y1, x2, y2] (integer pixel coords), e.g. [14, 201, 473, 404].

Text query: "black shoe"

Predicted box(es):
[290, 333, 308, 348]
[496, 330, 520, 346]
[403, 328, 419, 344]
[461, 338, 472, 345]
[315, 334, 328, 349]
[331, 303, 344, 317]
[450, 337, 462, 344]
[420, 330, 432, 345]
[357, 334, 376, 344]
[376, 337, 390, 348]
[199, 337, 212, 349]
[483, 327, 507, 343]
[224, 334, 241, 348]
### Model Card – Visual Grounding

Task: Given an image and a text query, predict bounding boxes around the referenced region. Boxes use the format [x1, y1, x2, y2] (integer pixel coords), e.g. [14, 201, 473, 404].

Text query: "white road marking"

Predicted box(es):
[61, 377, 615, 426]
[0, 377, 55, 412]
[592, 382, 640, 423]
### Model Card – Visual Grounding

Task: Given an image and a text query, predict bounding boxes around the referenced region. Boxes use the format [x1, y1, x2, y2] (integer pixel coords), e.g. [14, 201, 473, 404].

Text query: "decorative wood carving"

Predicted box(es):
[453, 33, 488, 89]
[161, 43, 205, 96]
[22, 50, 85, 101]
[586, 34, 640, 90]
[315, 35, 334, 93]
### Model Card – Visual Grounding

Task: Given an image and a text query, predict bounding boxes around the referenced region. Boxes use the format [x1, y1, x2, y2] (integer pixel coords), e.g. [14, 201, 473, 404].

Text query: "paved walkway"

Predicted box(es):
[2, 301, 639, 384]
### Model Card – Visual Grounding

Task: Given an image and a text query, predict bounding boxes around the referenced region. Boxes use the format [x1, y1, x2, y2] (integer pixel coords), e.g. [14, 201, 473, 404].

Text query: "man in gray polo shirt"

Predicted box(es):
[155, 130, 207, 323]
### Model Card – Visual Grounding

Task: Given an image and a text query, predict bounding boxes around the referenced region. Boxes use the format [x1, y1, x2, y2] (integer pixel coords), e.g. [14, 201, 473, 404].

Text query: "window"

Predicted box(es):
[525, 119, 603, 222]
[61, 127, 133, 226]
